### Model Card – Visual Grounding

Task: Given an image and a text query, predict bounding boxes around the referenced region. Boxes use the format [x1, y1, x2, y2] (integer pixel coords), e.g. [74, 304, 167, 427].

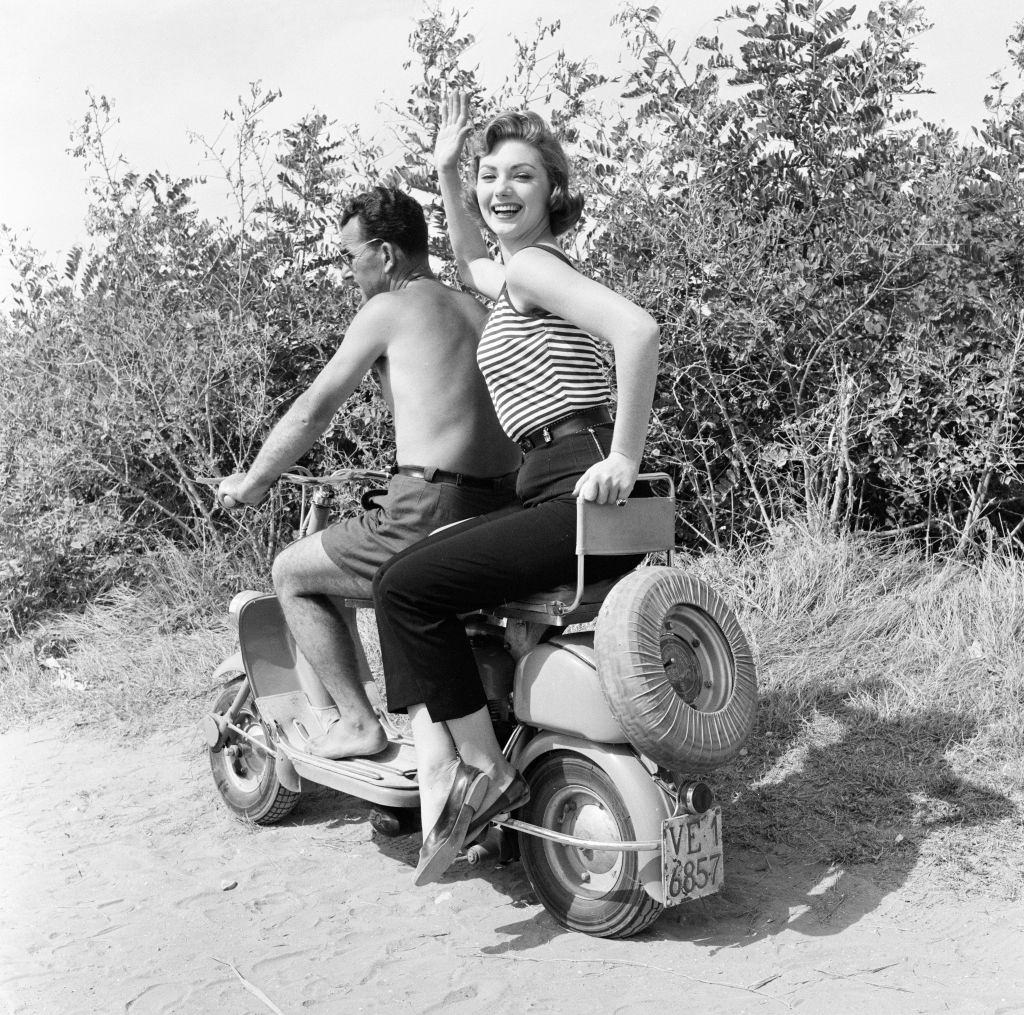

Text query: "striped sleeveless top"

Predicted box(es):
[477, 247, 611, 442]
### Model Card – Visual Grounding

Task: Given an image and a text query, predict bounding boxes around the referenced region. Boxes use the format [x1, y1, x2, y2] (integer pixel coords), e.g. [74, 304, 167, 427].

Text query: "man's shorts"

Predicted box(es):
[319, 471, 517, 599]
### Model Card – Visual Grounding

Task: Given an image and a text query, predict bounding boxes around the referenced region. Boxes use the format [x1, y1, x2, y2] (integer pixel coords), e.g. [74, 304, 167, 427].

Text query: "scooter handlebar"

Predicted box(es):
[279, 468, 390, 487]
[195, 468, 391, 492]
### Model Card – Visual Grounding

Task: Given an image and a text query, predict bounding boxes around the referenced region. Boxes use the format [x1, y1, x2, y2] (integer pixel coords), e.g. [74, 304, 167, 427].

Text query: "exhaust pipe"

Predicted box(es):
[676, 780, 713, 815]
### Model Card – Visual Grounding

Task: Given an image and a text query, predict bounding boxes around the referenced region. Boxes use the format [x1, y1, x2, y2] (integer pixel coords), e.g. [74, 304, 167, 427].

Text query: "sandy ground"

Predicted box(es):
[1, 722, 1023, 1015]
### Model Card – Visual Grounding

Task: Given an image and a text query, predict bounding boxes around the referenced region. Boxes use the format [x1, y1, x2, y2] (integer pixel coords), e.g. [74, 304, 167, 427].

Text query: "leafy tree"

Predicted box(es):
[585, 2, 1024, 548]
[4, 3, 1024, 637]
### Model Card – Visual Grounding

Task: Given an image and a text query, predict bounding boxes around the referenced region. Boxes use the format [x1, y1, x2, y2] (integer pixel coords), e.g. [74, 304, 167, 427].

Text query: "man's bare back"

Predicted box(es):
[371, 280, 521, 477]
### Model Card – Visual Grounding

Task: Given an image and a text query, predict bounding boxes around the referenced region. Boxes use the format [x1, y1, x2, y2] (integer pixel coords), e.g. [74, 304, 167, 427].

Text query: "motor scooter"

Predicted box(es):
[202, 469, 757, 938]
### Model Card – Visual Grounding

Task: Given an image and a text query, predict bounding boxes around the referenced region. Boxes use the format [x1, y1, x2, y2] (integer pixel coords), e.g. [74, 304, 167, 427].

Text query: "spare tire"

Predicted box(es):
[594, 567, 756, 771]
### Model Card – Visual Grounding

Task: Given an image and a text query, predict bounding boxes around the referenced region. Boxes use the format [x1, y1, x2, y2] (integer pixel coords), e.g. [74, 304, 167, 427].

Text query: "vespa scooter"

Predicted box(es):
[202, 470, 757, 938]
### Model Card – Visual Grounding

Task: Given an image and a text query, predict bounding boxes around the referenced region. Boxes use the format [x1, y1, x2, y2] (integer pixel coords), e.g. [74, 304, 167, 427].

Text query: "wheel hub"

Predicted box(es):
[660, 633, 703, 705]
[660, 607, 734, 713]
[223, 715, 269, 792]
[567, 800, 621, 876]
[547, 789, 624, 892]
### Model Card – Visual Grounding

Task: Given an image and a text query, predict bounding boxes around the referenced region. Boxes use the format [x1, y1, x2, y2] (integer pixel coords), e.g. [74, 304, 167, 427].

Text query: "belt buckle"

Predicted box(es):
[520, 425, 553, 454]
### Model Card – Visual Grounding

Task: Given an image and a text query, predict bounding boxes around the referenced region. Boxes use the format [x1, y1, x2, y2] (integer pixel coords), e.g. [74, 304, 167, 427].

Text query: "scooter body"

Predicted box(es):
[204, 471, 751, 938]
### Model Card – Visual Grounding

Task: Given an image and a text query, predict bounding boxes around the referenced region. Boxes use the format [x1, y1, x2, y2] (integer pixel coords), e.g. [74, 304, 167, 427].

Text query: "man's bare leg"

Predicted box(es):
[272, 533, 388, 759]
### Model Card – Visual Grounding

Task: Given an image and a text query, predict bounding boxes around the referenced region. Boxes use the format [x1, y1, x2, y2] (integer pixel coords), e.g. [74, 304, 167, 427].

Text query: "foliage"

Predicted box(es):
[688, 523, 1022, 886]
[3, 2, 1024, 637]
[590, 1, 1024, 549]
[0, 90, 376, 637]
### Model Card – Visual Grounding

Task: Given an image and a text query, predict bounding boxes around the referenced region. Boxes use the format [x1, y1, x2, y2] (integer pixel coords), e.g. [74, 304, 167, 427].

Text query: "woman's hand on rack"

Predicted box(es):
[572, 452, 639, 505]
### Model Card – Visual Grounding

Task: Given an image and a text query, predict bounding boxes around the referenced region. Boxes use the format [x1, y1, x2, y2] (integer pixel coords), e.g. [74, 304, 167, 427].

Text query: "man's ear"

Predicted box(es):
[380, 240, 397, 273]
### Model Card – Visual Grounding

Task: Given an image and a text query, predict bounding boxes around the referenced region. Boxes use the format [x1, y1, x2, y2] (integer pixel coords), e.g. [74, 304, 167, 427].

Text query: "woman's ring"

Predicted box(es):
[616, 498, 627, 507]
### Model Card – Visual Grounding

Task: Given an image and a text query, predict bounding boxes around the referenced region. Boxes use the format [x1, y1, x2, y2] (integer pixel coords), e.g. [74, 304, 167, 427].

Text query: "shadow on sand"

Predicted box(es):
[651, 689, 1016, 947]
[254, 686, 1017, 950]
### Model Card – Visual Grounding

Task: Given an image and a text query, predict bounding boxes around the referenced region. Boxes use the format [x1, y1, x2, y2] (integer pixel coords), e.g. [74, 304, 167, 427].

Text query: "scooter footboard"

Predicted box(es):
[510, 731, 671, 905]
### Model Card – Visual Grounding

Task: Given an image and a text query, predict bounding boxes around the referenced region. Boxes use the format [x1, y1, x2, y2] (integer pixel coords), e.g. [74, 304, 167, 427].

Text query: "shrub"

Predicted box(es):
[3, 3, 1024, 636]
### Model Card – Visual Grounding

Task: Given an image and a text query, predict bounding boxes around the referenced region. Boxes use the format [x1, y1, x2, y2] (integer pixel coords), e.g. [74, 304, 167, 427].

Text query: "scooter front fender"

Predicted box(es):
[212, 651, 246, 685]
[509, 730, 672, 905]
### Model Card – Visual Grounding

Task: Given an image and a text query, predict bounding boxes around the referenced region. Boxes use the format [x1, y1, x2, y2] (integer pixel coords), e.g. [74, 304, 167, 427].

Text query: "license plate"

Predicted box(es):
[662, 806, 724, 906]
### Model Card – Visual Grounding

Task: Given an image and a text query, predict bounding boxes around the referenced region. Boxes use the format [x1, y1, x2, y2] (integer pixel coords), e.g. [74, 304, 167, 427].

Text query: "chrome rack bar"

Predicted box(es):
[498, 817, 659, 852]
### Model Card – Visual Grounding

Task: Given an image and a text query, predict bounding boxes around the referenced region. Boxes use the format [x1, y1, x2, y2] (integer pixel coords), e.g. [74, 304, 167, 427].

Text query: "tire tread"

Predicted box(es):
[520, 753, 664, 939]
[594, 568, 757, 770]
[208, 679, 300, 825]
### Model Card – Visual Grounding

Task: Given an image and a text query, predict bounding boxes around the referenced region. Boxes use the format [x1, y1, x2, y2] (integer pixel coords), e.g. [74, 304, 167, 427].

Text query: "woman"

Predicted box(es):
[373, 90, 660, 884]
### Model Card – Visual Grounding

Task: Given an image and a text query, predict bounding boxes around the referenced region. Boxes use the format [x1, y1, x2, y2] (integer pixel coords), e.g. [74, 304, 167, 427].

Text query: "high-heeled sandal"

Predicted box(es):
[464, 771, 530, 845]
[414, 763, 489, 886]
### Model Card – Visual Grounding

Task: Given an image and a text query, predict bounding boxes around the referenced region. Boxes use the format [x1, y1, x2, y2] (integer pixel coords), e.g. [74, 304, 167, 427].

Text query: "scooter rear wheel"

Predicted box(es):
[519, 753, 662, 939]
[208, 679, 300, 824]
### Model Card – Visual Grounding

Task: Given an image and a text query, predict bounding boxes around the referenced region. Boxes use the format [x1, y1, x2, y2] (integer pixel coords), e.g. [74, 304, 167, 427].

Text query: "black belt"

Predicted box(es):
[517, 405, 613, 454]
[392, 465, 515, 490]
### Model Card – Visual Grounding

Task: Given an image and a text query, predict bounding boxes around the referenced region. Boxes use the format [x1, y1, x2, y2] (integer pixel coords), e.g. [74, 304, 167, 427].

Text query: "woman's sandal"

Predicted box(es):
[465, 771, 531, 846]
[414, 763, 490, 886]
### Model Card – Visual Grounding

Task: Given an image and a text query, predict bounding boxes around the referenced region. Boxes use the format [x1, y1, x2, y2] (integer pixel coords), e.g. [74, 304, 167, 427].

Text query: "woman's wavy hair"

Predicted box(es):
[467, 110, 584, 236]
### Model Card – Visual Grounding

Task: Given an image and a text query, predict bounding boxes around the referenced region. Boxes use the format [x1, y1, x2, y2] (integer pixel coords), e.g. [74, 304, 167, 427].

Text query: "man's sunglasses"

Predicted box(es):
[338, 237, 383, 269]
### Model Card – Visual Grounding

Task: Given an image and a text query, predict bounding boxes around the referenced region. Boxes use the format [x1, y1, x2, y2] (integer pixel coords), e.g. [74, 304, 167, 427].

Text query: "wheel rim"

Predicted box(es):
[538, 782, 625, 898]
[660, 605, 734, 713]
[221, 707, 271, 793]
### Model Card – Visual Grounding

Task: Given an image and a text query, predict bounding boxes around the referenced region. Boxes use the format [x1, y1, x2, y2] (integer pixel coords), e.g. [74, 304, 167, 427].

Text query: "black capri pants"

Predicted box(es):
[372, 425, 640, 722]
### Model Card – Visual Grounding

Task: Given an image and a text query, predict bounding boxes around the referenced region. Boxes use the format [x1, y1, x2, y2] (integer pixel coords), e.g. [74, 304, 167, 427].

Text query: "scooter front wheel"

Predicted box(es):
[208, 680, 300, 824]
[519, 753, 662, 939]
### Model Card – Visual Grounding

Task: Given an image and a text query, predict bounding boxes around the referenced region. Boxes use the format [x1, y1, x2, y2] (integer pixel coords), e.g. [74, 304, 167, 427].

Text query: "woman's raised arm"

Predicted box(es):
[434, 90, 505, 301]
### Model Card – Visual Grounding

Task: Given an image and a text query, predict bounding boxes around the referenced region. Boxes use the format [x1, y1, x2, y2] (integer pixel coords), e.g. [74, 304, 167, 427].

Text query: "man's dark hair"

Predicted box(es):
[339, 186, 429, 258]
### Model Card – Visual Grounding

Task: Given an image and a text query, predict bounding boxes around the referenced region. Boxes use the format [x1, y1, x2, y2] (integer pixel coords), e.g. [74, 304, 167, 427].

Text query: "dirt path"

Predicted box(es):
[1, 722, 1022, 1015]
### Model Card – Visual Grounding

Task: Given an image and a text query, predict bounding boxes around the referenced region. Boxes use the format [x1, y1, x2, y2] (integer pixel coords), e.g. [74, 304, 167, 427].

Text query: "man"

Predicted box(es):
[218, 186, 521, 760]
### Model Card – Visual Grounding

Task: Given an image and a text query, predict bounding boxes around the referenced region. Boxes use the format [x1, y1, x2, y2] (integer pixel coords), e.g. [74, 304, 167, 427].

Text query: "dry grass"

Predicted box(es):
[0, 538, 388, 735]
[685, 522, 1024, 899]
[0, 541, 268, 733]
[2, 524, 1021, 896]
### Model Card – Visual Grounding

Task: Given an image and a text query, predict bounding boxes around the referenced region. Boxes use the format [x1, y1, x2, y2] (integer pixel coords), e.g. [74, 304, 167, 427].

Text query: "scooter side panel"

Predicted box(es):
[513, 635, 628, 744]
[510, 731, 670, 905]
[236, 596, 298, 698]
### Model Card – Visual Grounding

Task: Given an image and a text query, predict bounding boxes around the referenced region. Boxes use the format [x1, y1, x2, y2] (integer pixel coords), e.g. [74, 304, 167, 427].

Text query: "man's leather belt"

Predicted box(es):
[392, 465, 515, 490]
[517, 405, 613, 454]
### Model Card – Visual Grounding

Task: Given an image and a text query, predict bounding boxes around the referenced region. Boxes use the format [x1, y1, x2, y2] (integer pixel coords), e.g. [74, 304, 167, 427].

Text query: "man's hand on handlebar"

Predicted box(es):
[216, 473, 270, 511]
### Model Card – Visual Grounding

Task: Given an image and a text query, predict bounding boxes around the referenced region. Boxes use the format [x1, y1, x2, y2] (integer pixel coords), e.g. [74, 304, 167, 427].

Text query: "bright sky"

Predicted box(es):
[1, 0, 1021, 302]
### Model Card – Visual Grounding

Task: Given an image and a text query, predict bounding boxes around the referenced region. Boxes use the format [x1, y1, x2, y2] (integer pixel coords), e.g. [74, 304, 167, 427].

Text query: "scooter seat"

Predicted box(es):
[493, 576, 621, 625]
[347, 581, 620, 625]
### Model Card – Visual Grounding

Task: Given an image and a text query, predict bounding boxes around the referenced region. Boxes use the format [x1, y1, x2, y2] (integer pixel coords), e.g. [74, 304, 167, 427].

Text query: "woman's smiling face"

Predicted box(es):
[476, 139, 552, 245]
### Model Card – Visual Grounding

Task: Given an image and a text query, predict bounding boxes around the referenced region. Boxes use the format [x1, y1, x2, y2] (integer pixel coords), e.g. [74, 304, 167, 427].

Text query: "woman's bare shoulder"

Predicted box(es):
[505, 246, 580, 311]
